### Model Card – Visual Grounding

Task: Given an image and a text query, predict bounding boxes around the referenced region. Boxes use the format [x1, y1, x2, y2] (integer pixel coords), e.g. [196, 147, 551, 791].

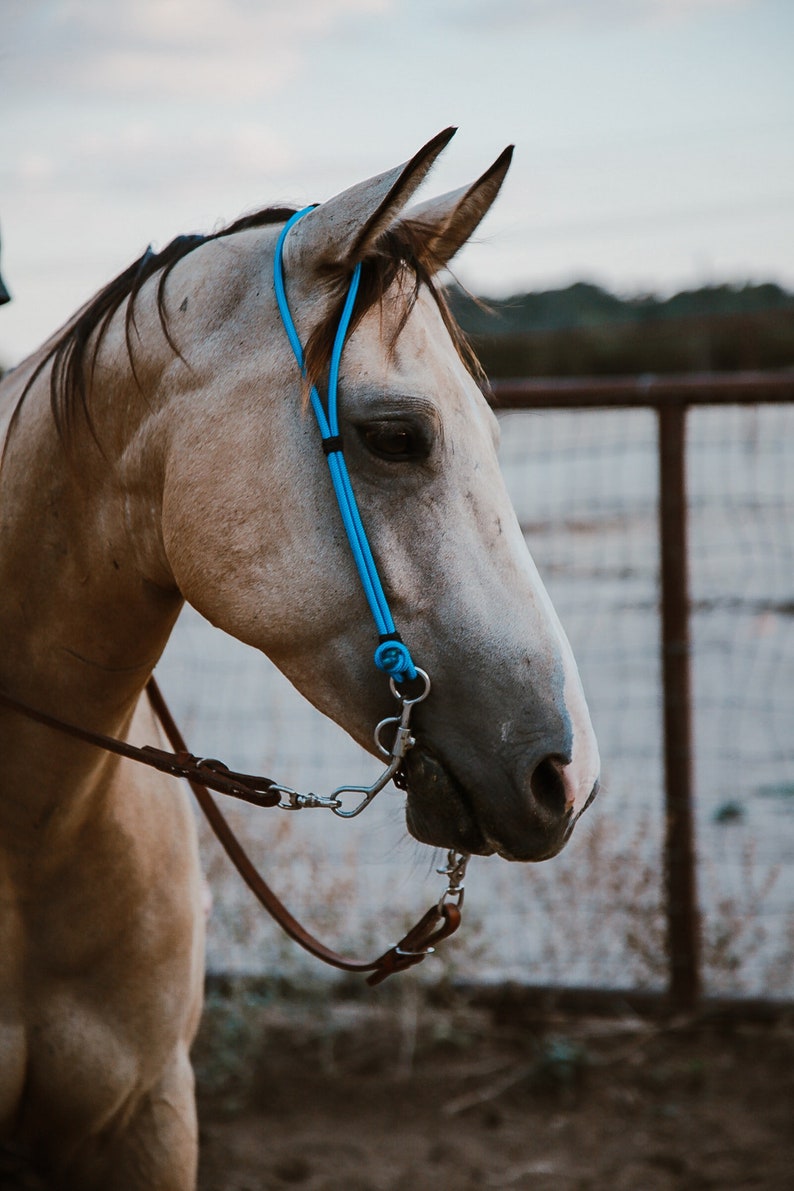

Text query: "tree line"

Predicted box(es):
[447, 281, 794, 377]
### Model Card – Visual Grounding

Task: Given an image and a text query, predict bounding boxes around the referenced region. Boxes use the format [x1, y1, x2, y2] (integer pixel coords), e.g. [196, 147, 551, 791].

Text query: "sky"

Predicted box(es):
[1, 0, 793, 365]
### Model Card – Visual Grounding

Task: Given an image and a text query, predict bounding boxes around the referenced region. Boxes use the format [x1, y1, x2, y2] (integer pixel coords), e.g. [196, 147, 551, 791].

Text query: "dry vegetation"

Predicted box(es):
[195, 986, 794, 1191]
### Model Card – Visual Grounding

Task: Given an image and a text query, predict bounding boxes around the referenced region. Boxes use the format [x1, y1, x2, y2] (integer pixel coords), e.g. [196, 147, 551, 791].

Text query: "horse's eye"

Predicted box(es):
[361, 423, 424, 461]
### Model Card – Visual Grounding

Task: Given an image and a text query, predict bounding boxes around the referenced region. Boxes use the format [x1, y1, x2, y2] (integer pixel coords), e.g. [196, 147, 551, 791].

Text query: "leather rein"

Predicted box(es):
[0, 679, 465, 985]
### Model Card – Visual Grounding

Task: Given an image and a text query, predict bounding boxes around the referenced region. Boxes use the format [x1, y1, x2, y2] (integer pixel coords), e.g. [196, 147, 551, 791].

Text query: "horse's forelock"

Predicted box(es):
[303, 221, 486, 399]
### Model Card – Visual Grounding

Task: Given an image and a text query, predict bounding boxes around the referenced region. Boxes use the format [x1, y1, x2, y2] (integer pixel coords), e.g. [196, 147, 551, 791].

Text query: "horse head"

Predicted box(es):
[156, 130, 600, 862]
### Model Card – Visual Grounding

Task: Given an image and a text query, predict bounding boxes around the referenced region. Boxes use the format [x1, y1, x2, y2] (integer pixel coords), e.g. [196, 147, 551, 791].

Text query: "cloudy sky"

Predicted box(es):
[1, 0, 792, 365]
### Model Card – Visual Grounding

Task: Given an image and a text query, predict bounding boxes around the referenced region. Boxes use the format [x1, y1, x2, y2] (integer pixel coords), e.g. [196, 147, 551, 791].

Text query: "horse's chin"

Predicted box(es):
[402, 746, 495, 857]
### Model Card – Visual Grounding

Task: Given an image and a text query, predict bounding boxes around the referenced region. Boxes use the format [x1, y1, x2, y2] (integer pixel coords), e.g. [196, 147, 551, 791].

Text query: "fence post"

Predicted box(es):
[658, 402, 701, 1010]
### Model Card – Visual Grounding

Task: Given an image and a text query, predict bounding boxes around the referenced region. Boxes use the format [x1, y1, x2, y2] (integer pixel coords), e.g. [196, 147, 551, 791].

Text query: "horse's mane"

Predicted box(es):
[23, 206, 483, 446]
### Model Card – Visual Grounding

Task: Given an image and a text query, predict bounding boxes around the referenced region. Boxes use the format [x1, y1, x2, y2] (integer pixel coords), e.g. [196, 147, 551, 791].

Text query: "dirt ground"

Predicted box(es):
[195, 985, 794, 1191]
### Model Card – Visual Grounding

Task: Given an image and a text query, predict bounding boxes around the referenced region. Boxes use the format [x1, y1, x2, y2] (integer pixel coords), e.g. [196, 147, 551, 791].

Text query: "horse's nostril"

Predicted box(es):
[529, 755, 568, 820]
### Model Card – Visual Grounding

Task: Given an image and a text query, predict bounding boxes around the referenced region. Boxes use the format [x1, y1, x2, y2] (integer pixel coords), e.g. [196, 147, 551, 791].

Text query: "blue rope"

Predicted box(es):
[273, 209, 417, 683]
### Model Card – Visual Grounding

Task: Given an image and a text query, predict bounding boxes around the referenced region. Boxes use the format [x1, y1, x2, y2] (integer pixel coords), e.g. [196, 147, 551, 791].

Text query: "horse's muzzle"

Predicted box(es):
[402, 745, 593, 862]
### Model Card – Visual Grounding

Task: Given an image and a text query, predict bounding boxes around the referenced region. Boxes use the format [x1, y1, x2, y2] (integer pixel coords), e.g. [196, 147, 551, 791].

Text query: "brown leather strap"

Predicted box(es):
[146, 677, 461, 982]
[0, 685, 281, 806]
[0, 679, 462, 982]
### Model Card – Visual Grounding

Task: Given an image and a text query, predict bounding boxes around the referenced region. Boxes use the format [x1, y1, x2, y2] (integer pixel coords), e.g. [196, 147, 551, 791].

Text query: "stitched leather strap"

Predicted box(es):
[0, 685, 281, 805]
[146, 678, 461, 983]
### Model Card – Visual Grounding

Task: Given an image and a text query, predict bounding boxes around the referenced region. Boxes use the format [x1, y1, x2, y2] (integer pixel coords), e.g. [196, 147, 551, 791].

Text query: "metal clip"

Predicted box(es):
[272, 668, 431, 820]
[331, 668, 431, 819]
[437, 849, 469, 909]
[275, 785, 342, 811]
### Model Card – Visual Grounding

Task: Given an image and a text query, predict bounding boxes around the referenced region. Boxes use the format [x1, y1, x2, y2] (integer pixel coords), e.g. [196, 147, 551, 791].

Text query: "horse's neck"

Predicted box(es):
[0, 353, 182, 762]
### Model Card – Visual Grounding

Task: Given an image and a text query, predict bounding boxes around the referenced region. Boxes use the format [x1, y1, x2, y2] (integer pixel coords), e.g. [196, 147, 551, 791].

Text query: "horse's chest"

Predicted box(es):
[21, 993, 142, 1133]
[0, 811, 203, 1145]
[3, 922, 200, 1160]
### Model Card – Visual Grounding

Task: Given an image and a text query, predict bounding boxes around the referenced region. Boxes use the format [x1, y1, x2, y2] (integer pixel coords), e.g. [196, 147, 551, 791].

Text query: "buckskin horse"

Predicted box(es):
[0, 130, 599, 1189]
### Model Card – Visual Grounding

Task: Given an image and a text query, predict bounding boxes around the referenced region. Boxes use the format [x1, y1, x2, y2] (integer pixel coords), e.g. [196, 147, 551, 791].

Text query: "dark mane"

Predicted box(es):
[24, 206, 484, 446]
[24, 207, 297, 444]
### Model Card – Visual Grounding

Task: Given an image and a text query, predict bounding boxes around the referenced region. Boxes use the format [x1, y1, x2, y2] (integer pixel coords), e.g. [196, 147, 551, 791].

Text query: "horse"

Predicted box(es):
[0, 129, 599, 1189]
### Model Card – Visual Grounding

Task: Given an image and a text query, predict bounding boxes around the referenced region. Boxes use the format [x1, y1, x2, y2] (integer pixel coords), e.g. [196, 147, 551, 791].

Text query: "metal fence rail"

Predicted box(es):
[491, 369, 794, 1011]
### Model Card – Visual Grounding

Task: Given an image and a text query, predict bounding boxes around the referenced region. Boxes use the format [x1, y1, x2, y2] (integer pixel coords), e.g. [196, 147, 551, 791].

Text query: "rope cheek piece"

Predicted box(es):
[272, 208, 432, 819]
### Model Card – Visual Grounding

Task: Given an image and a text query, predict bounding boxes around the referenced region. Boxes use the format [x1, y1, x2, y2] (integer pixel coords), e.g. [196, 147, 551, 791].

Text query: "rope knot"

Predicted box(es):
[374, 640, 417, 683]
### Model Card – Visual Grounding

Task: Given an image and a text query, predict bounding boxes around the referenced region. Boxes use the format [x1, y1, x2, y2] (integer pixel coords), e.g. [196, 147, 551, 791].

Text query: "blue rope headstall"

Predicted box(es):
[273, 208, 418, 686]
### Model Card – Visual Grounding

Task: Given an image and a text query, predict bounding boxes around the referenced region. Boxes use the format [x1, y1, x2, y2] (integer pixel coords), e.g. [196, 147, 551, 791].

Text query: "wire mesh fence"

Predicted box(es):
[686, 403, 794, 997]
[156, 375, 794, 1003]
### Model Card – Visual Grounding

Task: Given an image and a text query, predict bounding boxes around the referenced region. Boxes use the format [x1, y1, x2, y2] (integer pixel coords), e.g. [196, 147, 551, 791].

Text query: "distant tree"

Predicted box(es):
[447, 282, 794, 377]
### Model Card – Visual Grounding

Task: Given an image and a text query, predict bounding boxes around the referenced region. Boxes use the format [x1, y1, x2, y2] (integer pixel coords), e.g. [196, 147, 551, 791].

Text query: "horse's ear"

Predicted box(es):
[286, 128, 457, 269]
[397, 145, 514, 272]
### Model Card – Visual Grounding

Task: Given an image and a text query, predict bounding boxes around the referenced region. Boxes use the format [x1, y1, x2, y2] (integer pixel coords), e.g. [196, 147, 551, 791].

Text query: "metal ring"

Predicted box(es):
[389, 667, 431, 705]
